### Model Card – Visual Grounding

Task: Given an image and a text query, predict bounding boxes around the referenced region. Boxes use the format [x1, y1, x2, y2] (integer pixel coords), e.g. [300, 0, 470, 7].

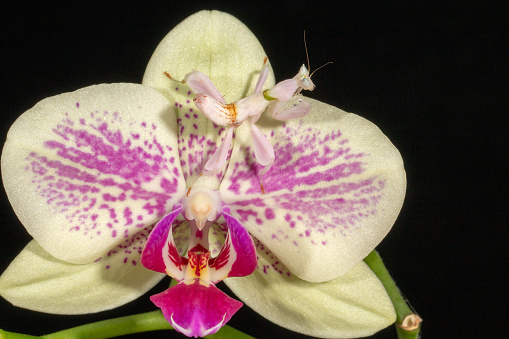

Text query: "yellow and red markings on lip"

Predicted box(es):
[188, 251, 210, 279]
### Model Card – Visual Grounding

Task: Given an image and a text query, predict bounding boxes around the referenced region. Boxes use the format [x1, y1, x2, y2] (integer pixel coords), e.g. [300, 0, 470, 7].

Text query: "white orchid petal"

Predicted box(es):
[0, 236, 164, 314]
[1, 83, 186, 263]
[221, 98, 406, 282]
[142, 10, 275, 184]
[224, 239, 395, 338]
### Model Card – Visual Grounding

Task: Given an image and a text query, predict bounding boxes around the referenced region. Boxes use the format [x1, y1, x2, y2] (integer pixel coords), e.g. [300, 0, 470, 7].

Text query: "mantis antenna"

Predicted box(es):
[303, 31, 333, 78]
[304, 30, 311, 73]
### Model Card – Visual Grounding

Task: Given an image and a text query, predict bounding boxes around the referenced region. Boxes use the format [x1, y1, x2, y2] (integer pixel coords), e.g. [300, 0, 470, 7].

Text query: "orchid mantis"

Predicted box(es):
[182, 60, 317, 182]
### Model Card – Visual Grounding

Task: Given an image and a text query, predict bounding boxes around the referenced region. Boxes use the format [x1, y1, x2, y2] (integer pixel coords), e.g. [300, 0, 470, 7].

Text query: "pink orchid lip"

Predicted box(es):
[150, 281, 242, 338]
[140, 201, 257, 337]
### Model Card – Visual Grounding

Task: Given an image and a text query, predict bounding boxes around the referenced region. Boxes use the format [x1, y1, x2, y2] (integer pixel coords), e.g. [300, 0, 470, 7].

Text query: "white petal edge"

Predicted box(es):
[224, 255, 396, 338]
[1, 83, 186, 263]
[221, 98, 406, 282]
[0, 240, 164, 314]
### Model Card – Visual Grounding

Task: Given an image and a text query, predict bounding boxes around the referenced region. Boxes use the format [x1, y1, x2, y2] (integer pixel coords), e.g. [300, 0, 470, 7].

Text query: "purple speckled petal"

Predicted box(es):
[141, 205, 185, 279]
[1, 83, 186, 264]
[221, 98, 406, 282]
[151, 281, 242, 338]
[0, 226, 164, 314]
[142, 11, 275, 184]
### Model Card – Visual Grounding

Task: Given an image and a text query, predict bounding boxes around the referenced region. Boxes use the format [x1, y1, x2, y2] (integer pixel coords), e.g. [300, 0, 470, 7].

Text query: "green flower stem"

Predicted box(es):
[364, 250, 422, 339]
[0, 330, 38, 339]
[0, 310, 254, 339]
[44, 310, 171, 338]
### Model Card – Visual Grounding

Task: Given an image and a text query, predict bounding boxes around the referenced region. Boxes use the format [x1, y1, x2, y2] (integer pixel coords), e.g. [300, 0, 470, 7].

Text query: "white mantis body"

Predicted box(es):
[183, 62, 316, 179]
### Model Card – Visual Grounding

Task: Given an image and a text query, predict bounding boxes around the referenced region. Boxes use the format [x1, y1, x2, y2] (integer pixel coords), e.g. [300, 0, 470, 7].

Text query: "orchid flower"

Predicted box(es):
[0, 10, 406, 339]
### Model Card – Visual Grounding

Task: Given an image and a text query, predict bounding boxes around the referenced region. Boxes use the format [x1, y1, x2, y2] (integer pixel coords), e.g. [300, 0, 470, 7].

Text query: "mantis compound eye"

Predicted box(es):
[299, 75, 315, 91]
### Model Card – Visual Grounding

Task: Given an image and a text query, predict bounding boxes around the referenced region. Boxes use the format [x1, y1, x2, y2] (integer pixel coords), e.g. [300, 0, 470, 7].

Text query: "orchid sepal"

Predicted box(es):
[0, 238, 164, 314]
[224, 240, 396, 338]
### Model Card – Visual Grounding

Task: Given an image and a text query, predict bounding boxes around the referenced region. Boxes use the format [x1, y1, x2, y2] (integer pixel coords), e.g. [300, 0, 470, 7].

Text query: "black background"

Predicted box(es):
[0, 2, 506, 338]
